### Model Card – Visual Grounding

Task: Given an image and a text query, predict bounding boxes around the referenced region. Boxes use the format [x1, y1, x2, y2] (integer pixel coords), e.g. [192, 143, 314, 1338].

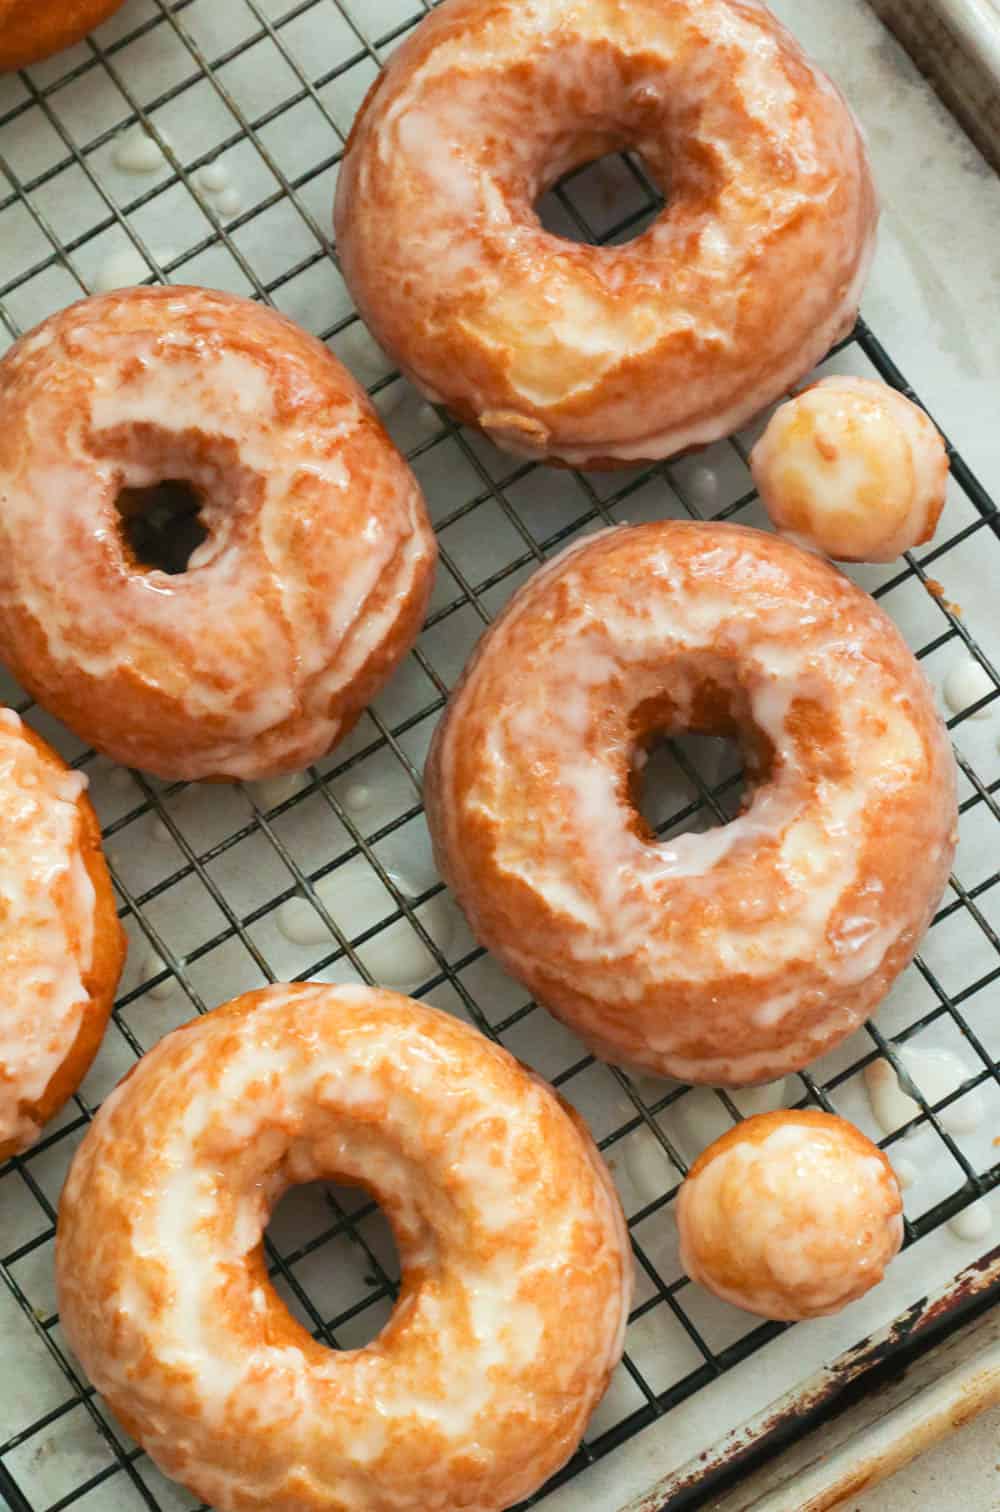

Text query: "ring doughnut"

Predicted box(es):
[677, 1110, 904, 1320]
[0, 0, 125, 71]
[334, 0, 877, 467]
[0, 287, 436, 781]
[425, 522, 957, 1085]
[57, 984, 632, 1512]
[0, 708, 124, 1159]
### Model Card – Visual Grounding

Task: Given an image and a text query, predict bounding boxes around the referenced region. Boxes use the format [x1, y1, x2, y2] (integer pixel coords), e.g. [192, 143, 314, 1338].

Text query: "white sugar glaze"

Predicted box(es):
[0, 710, 97, 1150]
[336, 0, 877, 466]
[863, 1046, 983, 1136]
[677, 1112, 903, 1320]
[57, 984, 632, 1512]
[426, 523, 957, 1084]
[0, 288, 436, 781]
[943, 657, 996, 718]
[112, 128, 170, 175]
[949, 1200, 992, 1242]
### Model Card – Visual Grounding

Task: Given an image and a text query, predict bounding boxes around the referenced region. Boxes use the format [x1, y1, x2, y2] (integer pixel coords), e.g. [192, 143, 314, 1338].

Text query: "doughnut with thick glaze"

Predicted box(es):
[0, 0, 125, 70]
[425, 522, 957, 1085]
[57, 983, 632, 1512]
[0, 708, 124, 1159]
[0, 287, 436, 781]
[335, 0, 878, 468]
[750, 376, 949, 562]
[677, 1110, 903, 1320]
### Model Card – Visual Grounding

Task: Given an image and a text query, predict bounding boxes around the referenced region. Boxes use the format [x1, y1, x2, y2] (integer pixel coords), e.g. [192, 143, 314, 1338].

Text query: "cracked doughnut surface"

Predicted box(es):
[57, 984, 632, 1512]
[335, 0, 877, 467]
[0, 287, 436, 781]
[425, 522, 957, 1085]
[0, 708, 124, 1159]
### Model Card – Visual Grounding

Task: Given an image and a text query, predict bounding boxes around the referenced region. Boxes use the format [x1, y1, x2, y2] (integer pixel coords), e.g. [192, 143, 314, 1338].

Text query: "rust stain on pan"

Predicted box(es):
[638, 1245, 1000, 1511]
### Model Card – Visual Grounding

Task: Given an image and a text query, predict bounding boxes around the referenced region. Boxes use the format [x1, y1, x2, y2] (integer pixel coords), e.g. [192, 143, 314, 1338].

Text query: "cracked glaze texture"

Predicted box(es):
[57, 984, 632, 1512]
[0, 708, 123, 1159]
[677, 1110, 904, 1320]
[334, 0, 878, 468]
[0, 287, 436, 781]
[425, 523, 957, 1086]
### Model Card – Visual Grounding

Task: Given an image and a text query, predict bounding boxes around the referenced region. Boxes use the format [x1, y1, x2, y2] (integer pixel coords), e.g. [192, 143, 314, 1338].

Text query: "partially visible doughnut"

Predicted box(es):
[750, 376, 949, 561]
[335, 0, 877, 468]
[0, 709, 124, 1160]
[0, 288, 436, 781]
[677, 1109, 903, 1320]
[0, 0, 125, 71]
[57, 984, 632, 1512]
[425, 522, 957, 1086]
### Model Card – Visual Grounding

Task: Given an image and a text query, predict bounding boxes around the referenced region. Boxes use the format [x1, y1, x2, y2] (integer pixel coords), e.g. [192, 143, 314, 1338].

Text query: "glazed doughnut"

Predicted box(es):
[57, 984, 632, 1512]
[425, 522, 957, 1086]
[0, 708, 124, 1160]
[677, 1110, 904, 1320]
[750, 376, 949, 562]
[0, 0, 125, 70]
[0, 287, 436, 781]
[334, 0, 877, 468]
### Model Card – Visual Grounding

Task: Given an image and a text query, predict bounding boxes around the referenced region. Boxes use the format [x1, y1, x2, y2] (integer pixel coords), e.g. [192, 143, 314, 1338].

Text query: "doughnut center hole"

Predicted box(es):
[635, 733, 748, 837]
[266, 1180, 401, 1350]
[115, 478, 208, 574]
[535, 150, 665, 245]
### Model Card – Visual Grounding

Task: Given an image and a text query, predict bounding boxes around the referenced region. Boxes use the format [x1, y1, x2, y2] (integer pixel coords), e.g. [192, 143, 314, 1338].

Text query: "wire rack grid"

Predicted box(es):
[0, 3, 999, 1510]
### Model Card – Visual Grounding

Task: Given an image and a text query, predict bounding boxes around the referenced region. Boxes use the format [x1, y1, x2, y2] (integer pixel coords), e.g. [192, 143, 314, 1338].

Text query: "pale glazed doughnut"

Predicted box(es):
[57, 984, 632, 1512]
[750, 376, 949, 562]
[334, 0, 877, 468]
[0, 708, 124, 1160]
[0, 0, 124, 70]
[0, 287, 436, 781]
[425, 522, 957, 1086]
[677, 1110, 903, 1320]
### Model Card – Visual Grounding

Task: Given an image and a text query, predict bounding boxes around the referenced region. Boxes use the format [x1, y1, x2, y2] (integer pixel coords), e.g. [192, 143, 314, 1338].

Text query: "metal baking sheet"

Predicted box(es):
[0, 1, 998, 1510]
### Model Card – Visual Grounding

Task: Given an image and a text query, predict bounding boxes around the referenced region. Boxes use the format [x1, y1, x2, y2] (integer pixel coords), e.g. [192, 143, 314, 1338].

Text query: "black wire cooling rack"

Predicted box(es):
[1, 3, 999, 1510]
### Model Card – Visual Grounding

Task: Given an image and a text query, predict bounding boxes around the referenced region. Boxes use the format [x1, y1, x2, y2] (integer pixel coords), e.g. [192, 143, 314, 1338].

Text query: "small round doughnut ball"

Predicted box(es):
[0, 287, 436, 781]
[750, 376, 948, 562]
[677, 1110, 903, 1321]
[0, 0, 125, 70]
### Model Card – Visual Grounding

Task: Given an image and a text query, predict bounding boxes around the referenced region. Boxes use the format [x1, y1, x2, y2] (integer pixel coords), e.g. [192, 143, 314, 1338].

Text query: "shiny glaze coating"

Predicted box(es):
[677, 1109, 904, 1320]
[334, 0, 877, 468]
[0, 709, 124, 1159]
[57, 984, 632, 1512]
[750, 376, 949, 562]
[0, 287, 436, 781]
[425, 522, 957, 1085]
[0, 0, 124, 70]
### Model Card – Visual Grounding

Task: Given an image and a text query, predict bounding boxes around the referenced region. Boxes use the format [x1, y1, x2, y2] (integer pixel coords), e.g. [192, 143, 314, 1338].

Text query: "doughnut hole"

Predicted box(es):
[535, 149, 665, 245]
[627, 670, 776, 839]
[265, 1180, 401, 1350]
[96, 422, 263, 577]
[116, 479, 208, 574]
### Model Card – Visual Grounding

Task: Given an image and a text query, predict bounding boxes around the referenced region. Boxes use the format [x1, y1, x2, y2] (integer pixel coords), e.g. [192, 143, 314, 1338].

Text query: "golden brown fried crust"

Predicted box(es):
[0, 0, 126, 71]
[0, 723, 125, 1162]
[0, 287, 436, 781]
[425, 522, 957, 1086]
